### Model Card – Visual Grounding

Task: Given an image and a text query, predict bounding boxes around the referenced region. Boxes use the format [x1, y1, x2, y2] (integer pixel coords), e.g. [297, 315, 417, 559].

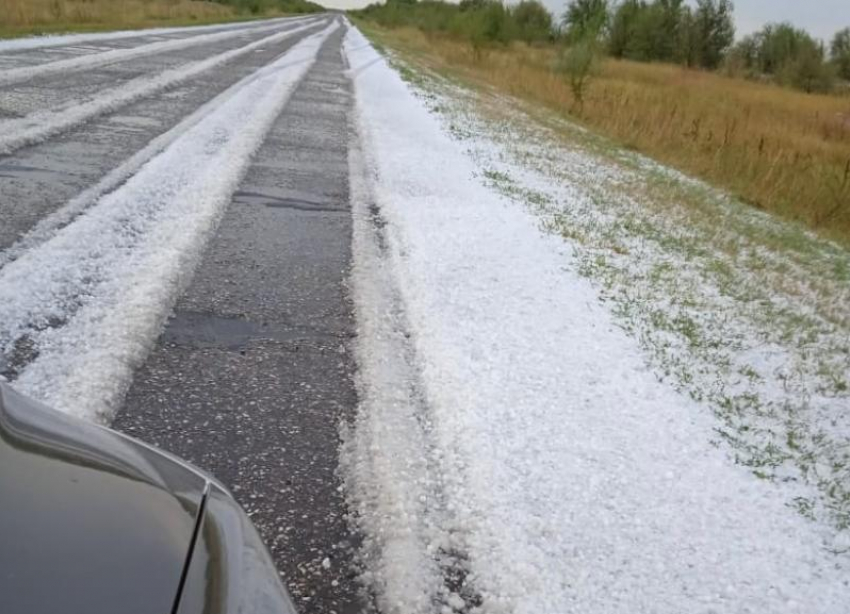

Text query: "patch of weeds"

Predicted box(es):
[392, 61, 429, 89]
[706, 258, 734, 283]
[834, 259, 850, 283]
[671, 313, 703, 349]
[480, 167, 553, 216]
[738, 365, 762, 384]
[448, 123, 476, 141]
[483, 169, 511, 184]
[793, 496, 818, 521]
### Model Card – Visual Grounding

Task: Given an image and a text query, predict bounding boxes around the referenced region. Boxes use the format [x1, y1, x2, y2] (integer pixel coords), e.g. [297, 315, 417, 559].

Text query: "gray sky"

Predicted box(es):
[322, 0, 850, 42]
[719, 0, 848, 41]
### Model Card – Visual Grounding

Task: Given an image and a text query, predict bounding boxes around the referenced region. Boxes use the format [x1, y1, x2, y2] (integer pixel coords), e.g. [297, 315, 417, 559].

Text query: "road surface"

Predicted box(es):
[0, 14, 366, 614]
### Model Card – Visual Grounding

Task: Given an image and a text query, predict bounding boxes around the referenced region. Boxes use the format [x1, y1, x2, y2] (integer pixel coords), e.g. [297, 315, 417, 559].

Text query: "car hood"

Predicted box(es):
[0, 383, 207, 614]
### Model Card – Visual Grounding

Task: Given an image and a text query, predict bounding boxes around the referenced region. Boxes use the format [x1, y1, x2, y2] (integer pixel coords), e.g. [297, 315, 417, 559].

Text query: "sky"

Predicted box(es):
[322, 0, 850, 42]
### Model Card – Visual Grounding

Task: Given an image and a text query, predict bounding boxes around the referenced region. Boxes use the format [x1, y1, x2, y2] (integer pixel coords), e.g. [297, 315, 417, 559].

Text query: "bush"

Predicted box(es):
[215, 0, 325, 15]
[558, 37, 597, 111]
[778, 45, 835, 93]
[732, 23, 835, 93]
[513, 0, 553, 44]
[604, 0, 733, 69]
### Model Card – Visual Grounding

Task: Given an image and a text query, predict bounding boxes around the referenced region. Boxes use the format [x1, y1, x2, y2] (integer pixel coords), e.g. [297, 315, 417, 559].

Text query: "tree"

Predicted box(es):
[458, 0, 512, 61]
[724, 31, 758, 76]
[458, 0, 490, 10]
[675, 5, 699, 66]
[626, 2, 665, 61]
[608, 0, 691, 64]
[562, 0, 608, 42]
[607, 0, 641, 58]
[651, 0, 686, 61]
[728, 32, 758, 70]
[832, 27, 850, 80]
[757, 23, 815, 74]
[727, 22, 835, 92]
[511, 0, 554, 44]
[693, 0, 734, 69]
[779, 41, 835, 93]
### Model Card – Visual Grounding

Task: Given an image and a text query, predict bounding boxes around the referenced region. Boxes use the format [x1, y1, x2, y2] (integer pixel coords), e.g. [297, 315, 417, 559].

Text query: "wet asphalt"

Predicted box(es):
[2, 16, 368, 614]
[110, 24, 368, 614]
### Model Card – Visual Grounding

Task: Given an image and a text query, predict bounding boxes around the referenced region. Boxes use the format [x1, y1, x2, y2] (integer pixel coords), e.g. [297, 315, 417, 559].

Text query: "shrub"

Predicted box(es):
[558, 37, 598, 111]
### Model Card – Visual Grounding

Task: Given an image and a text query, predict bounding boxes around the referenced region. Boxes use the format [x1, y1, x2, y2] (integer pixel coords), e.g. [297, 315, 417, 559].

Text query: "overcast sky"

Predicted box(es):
[323, 0, 849, 42]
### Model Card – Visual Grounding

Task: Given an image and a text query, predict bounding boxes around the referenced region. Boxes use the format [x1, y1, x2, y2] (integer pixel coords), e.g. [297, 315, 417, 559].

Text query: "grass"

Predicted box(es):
[355, 22, 850, 246]
[0, 0, 310, 38]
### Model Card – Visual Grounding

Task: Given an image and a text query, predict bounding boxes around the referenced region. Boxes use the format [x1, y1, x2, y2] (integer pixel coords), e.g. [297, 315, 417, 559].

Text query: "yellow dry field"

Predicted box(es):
[1, 0, 249, 37]
[364, 25, 850, 245]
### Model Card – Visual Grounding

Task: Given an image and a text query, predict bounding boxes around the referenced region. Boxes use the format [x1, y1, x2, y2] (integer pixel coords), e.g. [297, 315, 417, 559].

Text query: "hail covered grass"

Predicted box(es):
[386, 45, 850, 541]
[343, 24, 850, 614]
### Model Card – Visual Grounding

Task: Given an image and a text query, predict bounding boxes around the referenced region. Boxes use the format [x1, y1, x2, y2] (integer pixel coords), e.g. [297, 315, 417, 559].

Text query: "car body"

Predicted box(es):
[0, 382, 297, 614]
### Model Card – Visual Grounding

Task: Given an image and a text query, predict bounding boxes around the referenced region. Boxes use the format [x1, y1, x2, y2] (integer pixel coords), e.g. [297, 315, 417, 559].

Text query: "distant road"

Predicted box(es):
[0, 14, 365, 613]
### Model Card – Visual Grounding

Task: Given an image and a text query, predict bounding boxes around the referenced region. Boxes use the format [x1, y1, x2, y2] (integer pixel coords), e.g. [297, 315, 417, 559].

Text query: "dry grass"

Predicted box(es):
[0, 0, 247, 37]
[363, 24, 850, 245]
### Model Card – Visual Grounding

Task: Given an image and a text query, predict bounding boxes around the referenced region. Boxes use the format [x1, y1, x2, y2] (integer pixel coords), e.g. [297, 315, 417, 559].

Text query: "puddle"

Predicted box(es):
[161, 311, 337, 350]
[0, 162, 66, 181]
[108, 115, 163, 129]
[234, 190, 343, 213]
[0, 334, 39, 381]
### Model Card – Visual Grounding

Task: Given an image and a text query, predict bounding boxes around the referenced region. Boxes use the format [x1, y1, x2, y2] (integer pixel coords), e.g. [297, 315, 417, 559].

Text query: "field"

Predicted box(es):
[357, 23, 850, 246]
[0, 0, 320, 38]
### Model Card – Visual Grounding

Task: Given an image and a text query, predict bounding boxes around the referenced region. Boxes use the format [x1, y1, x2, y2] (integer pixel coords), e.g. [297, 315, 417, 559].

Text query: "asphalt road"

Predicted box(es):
[1, 15, 368, 613]
[0, 16, 323, 250]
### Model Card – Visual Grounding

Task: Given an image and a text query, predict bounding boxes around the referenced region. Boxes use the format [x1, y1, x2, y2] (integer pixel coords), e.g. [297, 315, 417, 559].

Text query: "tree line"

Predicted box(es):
[729, 22, 850, 92]
[355, 0, 555, 46]
[570, 0, 849, 92]
[214, 0, 324, 16]
[594, 0, 734, 69]
[355, 0, 850, 94]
